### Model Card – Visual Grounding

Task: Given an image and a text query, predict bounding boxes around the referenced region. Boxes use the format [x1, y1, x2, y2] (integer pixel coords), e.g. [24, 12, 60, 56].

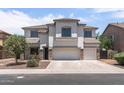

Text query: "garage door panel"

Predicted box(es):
[52, 48, 80, 60]
[84, 48, 96, 60]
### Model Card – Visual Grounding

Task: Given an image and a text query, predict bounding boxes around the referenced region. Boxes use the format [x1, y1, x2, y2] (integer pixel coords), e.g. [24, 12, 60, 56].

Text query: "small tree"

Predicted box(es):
[96, 32, 100, 39]
[99, 35, 112, 50]
[4, 34, 27, 64]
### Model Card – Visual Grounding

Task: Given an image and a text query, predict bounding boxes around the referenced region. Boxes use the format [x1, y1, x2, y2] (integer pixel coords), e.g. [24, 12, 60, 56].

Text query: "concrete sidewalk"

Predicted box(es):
[0, 60, 124, 74]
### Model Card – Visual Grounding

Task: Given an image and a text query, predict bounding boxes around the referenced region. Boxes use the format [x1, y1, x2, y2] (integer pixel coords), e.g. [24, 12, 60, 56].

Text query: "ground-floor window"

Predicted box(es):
[30, 47, 39, 55]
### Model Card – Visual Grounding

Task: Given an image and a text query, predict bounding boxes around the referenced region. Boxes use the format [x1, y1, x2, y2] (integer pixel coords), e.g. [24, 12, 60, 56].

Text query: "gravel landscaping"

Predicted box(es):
[100, 59, 124, 69]
[100, 59, 118, 65]
[0, 58, 50, 69]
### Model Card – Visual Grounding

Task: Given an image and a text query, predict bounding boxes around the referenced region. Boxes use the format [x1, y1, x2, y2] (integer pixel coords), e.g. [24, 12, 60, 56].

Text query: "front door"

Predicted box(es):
[43, 47, 48, 60]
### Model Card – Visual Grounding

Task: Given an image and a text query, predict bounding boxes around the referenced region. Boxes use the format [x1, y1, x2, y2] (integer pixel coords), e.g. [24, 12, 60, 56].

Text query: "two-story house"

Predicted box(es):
[0, 30, 11, 59]
[22, 18, 99, 60]
[103, 23, 124, 52]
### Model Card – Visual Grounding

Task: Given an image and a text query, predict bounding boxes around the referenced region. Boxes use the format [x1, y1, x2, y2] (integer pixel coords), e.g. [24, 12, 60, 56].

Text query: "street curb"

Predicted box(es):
[0, 69, 124, 74]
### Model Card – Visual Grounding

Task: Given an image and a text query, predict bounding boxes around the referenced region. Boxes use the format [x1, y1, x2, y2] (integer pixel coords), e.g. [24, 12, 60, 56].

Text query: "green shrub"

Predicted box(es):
[114, 52, 124, 65]
[108, 50, 118, 59]
[27, 55, 40, 67]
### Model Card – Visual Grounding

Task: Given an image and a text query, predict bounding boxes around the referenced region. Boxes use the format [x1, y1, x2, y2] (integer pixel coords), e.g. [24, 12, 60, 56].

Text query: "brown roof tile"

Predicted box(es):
[22, 25, 48, 29]
[53, 18, 80, 22]
[110, 23, 124, 29]
[0, 30, 11, 35]
[83, 26, 98, 29]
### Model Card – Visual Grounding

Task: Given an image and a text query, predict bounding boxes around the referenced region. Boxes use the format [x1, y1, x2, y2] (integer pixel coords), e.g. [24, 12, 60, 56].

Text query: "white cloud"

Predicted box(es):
[93, 8, 124, 19]
[77, 14, 99, 23]
[112, 11, 124, 18]
[69, 13, 74, 18]
[68, 13, 95, 23]
[0, 10, 96, 35]
[94, 8, 124, 13]
[0, 10, 64, 35]
[95, 8, 124, 18]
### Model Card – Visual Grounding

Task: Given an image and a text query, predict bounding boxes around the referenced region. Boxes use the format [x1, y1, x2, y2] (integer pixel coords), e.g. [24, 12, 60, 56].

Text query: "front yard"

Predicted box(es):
[100, 59, 124, 69]
[0, 58, 124, 70]
[100, 59, 118, 65]
[0, 58, 50, 69]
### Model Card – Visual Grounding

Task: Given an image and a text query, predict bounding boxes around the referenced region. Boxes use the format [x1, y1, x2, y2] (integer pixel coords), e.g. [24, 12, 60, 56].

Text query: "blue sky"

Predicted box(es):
[0, 8, 124, 35]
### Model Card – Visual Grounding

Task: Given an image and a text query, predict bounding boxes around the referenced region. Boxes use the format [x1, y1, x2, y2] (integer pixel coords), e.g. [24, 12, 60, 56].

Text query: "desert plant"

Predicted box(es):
[108, 50, 118, 59]
[27, 55, 40, 67]
[114, 52, 124, 65]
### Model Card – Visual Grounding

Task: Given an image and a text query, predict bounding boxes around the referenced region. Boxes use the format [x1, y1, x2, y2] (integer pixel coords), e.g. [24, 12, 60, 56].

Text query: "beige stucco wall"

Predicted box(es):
[48, 25, 55, 48]
[54, 38, 77, 47]
[39, 32, 48, 44]
[55, 21, 78, 37]
[77, 27, 84, 49]
[92, 29, 96, 38]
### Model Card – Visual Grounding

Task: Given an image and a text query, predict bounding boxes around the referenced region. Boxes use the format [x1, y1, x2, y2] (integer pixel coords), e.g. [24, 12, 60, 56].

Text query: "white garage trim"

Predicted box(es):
[84, 48, 97, 60]
[52, 48, 80, 60]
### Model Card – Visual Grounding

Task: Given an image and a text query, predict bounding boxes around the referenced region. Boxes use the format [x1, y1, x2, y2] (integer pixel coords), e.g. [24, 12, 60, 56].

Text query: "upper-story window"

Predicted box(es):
[31, 31, 38, 37]
[62, 28, 71, 37]
[84, 30, 92, 37]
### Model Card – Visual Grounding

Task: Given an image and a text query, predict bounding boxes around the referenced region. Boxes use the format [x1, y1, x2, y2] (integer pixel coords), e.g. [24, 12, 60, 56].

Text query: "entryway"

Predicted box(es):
[43, 47, 48, 60]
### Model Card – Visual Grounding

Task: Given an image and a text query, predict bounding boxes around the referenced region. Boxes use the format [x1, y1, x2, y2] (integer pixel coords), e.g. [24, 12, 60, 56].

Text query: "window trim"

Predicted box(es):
[84, 30, 92, 38]
[30, 30, 38, 37]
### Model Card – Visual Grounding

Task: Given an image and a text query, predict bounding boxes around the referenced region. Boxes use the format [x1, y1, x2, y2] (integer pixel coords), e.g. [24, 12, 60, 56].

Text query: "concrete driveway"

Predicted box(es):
[0, 60, 124, 74]
[47, 60, 124, 73]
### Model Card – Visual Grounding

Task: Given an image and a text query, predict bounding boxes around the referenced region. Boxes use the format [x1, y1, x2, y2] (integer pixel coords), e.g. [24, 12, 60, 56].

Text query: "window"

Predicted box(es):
[30, 47, 39, 55]
[62, 28, 71, 37]
[110, 35, 115, 42]
[31, 31, 38, 37]
[84, 31, 92, 37]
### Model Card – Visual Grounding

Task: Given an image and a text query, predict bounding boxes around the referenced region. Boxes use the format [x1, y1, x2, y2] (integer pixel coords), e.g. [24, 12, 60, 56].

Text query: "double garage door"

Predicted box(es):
[52, 48, 80, 60]
[52, 48, 97, 60]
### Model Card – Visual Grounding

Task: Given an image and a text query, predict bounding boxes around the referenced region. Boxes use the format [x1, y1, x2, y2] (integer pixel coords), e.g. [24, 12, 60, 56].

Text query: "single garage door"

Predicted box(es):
[84, 48, 97, 60]
[52, 48, 80, 60]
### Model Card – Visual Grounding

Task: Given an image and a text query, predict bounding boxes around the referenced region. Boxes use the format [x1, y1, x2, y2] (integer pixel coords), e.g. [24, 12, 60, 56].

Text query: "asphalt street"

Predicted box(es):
[0, 74, 124, 85]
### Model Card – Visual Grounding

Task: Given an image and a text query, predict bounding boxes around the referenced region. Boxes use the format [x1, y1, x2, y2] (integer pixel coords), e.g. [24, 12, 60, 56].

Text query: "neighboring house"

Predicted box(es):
[0, 30, 11, 59]
[22, 18, 99, 60]
[103, 23, 124, 52]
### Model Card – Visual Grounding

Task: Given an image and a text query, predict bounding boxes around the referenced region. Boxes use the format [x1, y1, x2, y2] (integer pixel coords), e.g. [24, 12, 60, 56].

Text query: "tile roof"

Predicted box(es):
[83, 26, 98, 29]
[22, 25, 48, 29]
[53, 18, 80, 22]
[46, 23, 55, 25]
[22, 18, 98, 31]
[110, 23, 124, 29]
[0, 30, 11, 35]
